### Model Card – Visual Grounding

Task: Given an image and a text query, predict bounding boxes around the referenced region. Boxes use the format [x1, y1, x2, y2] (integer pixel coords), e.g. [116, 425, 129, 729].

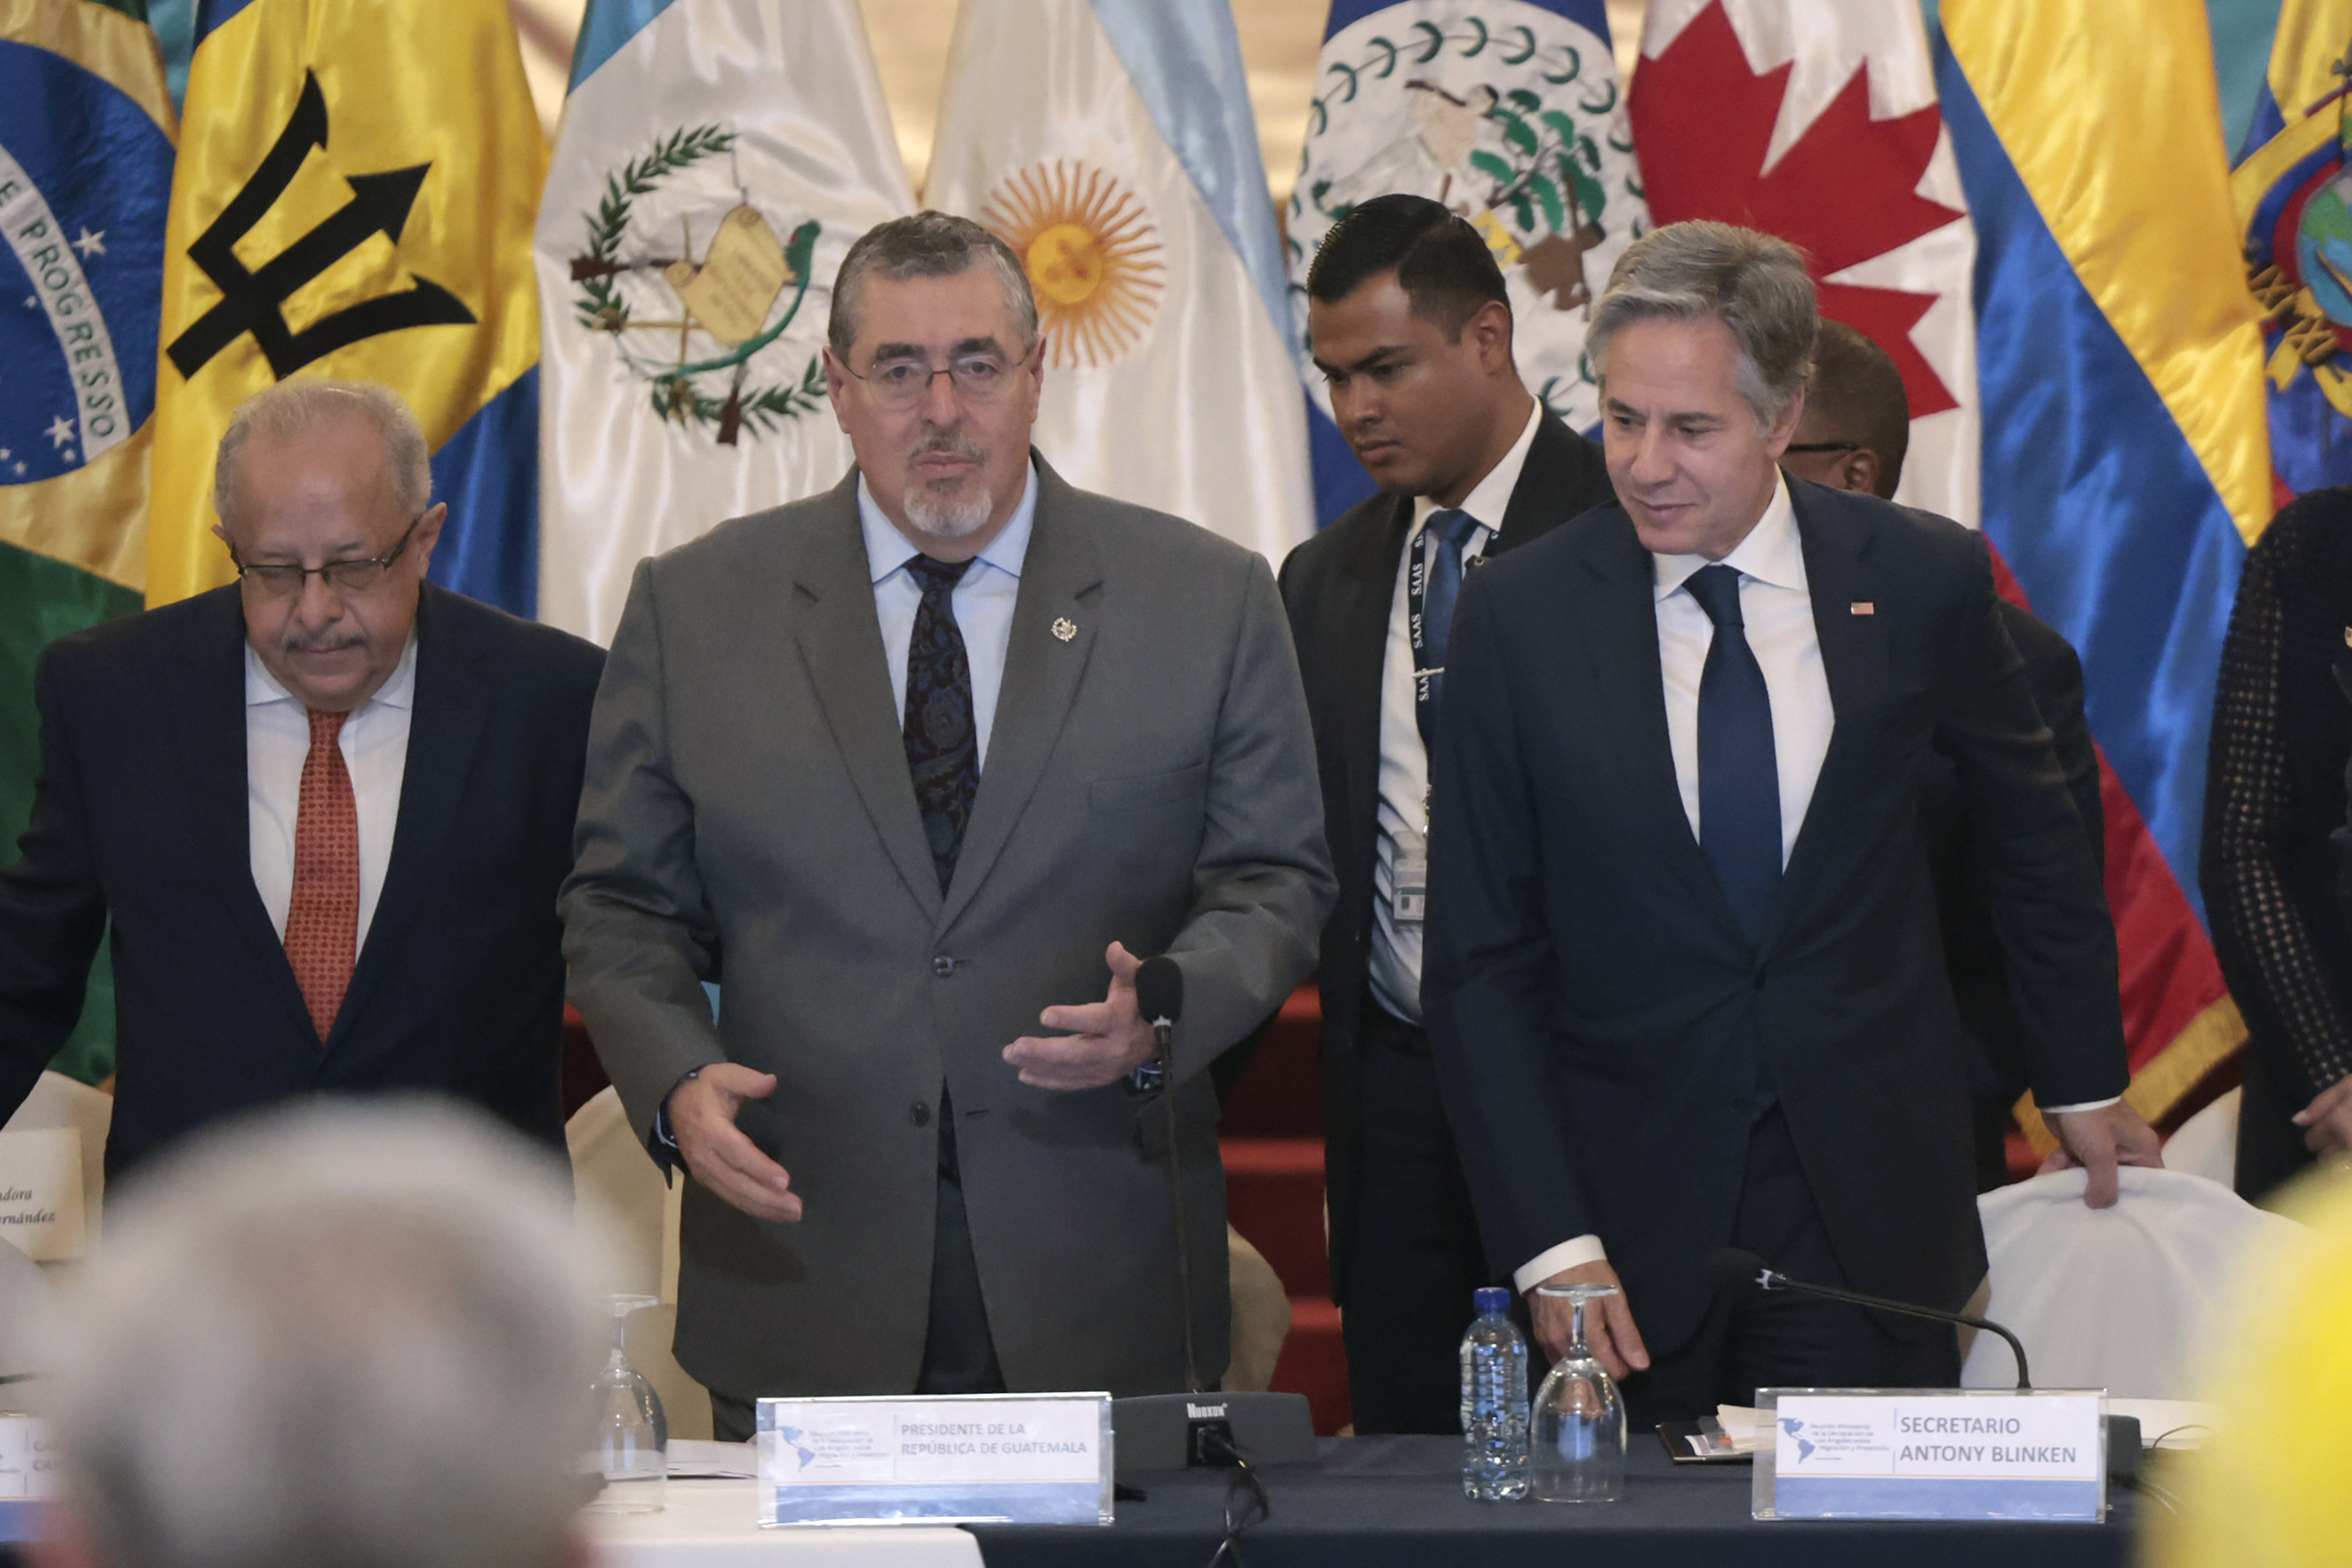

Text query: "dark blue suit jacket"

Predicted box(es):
[1423, 480, 2126, 1356]
[0, 583, 603, 1180]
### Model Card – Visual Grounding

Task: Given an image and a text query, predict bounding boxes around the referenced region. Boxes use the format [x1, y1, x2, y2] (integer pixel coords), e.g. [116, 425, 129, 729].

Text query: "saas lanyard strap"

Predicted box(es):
[1408, 508, 1487, 754]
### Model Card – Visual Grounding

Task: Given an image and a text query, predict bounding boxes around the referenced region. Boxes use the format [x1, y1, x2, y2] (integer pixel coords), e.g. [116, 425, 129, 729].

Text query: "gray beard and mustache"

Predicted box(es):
[902, 433, 995, 536]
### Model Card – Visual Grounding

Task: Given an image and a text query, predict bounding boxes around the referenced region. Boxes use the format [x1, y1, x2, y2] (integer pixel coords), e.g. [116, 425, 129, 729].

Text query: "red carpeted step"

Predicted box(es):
[1223, 1137, 1330, 1299]
[1218, 984, 1324, 1139]
[1267, 1296, 1353, 1436]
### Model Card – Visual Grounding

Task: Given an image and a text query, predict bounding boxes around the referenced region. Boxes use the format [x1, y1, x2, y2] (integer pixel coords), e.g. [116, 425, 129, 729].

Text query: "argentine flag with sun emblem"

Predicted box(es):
[0, 0, 170, 1084]
[1287, 0, 1648, 526]
[926, 0, 1314, 566]
[533, 0, 914, 643]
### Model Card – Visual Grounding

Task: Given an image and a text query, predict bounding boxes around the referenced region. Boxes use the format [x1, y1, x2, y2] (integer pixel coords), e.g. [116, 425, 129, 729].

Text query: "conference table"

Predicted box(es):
[581, 1434, 2139, 1568]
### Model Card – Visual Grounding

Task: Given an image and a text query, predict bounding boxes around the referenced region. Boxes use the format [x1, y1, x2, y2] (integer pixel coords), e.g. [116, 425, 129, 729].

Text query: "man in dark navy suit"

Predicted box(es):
[1279, 194, 1614, 1432]
[1783, 321, 2108, 1192]
[1425, 222, 2159, 1427]
[0, 380, 603, 1179]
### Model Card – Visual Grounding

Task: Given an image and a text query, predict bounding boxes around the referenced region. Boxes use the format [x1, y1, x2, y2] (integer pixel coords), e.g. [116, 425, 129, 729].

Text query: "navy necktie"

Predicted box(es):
[1685, 563, 1781, 944]
[1414, 508, 1479, 748]
[902, 555, 978, 894]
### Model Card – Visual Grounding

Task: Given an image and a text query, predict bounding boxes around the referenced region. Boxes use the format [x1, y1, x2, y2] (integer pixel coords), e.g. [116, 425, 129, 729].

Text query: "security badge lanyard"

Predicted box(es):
[1395, 515, 1489, 925]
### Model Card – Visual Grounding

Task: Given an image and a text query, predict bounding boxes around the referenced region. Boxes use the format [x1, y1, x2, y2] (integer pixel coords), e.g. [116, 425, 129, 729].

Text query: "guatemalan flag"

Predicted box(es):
[925, 0, 1314, 566]
[147, 0, 547, 613]
[533, 0, 913, 643]
[1284, 0, 1647, 527]
[1938, 0, 2271, 1124]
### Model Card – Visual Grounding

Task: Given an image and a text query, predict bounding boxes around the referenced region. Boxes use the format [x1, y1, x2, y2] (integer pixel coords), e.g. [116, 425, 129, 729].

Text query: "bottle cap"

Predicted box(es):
[1473, 1286, 1511, 1315]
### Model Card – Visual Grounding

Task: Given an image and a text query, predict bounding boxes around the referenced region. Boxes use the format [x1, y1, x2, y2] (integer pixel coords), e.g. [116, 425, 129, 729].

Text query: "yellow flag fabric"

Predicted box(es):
[147, 0, 544, 607]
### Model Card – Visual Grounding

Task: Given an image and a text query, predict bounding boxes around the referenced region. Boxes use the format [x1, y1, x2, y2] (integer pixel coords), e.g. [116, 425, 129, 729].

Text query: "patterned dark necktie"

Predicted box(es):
[1685, 563, 1782, 944]
[1414, 507, 1478, 749]
[902, 555, 979, 893]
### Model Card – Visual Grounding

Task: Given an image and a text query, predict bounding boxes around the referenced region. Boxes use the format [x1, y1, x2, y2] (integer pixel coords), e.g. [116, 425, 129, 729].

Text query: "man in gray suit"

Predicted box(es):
[562, 212, 1333, 1434]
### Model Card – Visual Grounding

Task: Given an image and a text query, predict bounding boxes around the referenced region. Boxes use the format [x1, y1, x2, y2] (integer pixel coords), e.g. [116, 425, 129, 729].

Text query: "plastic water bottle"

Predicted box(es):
[1460, 1285, 1531, 1501]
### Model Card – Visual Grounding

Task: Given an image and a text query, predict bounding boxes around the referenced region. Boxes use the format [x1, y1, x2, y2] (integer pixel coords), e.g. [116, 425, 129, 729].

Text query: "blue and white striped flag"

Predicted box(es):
[533, 0, 913, 641]
[926, 0, 1314, 565]
[1287, 0, 1649, 525]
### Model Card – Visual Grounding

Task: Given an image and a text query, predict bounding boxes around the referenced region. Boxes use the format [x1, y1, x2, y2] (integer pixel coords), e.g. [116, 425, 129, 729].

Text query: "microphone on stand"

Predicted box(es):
[1134, 957, 1201, 1395]
[1705, 1247, 2032, 1389]
[1110, 956, 1315, 1475]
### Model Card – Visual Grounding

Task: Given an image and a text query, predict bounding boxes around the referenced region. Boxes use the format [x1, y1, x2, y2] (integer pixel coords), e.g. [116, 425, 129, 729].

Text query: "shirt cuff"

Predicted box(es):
[1514, 1234, 1608, 1295]
[2039, 1095, 2123, 1115]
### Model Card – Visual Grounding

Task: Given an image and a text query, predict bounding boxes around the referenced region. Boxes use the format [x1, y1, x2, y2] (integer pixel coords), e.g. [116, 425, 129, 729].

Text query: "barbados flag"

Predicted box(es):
[1938, 0, 2271, 1124]
[0, 0, 171, 1083]
[2236, 0, 2352, 501]
[146, 0, 545, 613]
[1285, 0, 1647, 526]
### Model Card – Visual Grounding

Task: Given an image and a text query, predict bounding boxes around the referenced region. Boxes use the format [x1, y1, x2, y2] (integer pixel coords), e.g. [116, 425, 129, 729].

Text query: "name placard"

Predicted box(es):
[0, 1128, 85, 1261]
[1754, 1389, 2105, 1522]
[756, 1393, 1112, 1527]
[0, 1417, 60, 1500]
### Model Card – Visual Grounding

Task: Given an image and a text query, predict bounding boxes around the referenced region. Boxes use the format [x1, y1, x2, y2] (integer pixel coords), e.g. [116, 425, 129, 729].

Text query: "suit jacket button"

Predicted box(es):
[932, 956, 957, 978]
[910, 1102, 932, 1127]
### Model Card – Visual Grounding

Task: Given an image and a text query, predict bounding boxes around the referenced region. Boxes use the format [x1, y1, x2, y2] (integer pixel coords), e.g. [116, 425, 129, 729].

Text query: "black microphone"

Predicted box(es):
[1706, 1246, 2032, 1390]
[1133, 956, 1201, 1394]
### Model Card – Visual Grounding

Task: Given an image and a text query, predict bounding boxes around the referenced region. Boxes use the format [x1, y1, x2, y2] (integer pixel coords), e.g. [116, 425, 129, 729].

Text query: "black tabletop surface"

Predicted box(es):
[968, 1434, 2138, 1568]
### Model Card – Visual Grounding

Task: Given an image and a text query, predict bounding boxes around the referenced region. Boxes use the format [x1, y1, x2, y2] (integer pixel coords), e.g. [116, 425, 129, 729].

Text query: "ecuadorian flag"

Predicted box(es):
[146, 0, 544, 613]
[1937, 0, 2270, 1124]
[0, 0, 171, 1083]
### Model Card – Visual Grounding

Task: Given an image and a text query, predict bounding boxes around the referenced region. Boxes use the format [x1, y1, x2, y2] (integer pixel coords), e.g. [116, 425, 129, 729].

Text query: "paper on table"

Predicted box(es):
[666, 1438, 757, 1479]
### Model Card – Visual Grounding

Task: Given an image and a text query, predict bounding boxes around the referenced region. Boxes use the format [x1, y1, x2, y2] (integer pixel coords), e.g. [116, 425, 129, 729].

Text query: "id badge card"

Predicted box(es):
[1390, 828, 1429, 924]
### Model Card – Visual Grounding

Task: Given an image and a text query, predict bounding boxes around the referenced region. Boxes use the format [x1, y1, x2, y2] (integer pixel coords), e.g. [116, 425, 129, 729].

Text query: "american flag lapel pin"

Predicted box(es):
[1850, 601, 1876, 616]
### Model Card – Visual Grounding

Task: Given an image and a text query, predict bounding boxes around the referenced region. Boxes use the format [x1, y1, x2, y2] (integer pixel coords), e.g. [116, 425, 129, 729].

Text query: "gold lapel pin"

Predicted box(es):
[1051, 616, 1077, 642]
[1850, 601, 1876, 616]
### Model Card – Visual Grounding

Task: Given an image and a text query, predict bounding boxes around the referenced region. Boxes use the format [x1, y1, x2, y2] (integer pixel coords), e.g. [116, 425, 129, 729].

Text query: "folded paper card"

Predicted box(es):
[756, 1393, 1112, 1527]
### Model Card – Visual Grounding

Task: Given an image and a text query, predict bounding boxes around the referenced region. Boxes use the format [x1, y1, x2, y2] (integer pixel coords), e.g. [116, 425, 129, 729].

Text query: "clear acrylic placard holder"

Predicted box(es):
[758, 1392, 1113, 1527]
[1753, 1387, 2108, 1523]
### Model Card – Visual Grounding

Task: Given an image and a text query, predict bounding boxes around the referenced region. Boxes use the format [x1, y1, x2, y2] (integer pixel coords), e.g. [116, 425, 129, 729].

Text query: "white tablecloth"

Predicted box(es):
[588, 1479, 983, 1567]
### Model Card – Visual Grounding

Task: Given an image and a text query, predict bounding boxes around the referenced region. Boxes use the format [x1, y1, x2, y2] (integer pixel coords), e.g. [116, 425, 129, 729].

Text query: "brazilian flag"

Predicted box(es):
[0, 0, 173, 1085]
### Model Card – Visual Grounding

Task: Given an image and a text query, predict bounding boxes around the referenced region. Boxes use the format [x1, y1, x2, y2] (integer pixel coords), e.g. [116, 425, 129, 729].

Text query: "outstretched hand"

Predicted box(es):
[1003, 941, 1159, 1091]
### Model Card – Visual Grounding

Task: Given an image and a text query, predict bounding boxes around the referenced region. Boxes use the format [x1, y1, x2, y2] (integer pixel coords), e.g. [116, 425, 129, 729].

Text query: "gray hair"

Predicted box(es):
[828, 210, 1038, 361]
[213, 379, 433, 528]
[45, 1101, 603, 1568]
[1588, 221, 1818, 428]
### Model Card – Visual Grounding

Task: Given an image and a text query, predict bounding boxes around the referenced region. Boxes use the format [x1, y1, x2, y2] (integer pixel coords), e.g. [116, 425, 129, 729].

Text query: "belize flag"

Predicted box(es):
[927, 0, 1314, 565]
[1284, 0, 1647, 527]
[0, 0, 170, 1083]
[147, 0, 547, 613]
[1939, 0, 2272, 1125]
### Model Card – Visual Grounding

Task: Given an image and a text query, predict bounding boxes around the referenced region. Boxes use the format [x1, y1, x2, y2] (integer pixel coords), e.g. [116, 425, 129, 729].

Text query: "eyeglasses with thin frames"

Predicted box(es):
[840, 345, 1036, 412]
[231, 511, 423, 599]
[1783, 441, 1863, 455]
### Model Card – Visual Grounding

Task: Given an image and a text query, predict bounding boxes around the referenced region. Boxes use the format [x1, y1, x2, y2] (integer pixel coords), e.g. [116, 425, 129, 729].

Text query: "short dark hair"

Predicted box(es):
[1305, 193, 1510, 339]
[1805, 320, 1911, 496]
[829, 211, 1038, 360]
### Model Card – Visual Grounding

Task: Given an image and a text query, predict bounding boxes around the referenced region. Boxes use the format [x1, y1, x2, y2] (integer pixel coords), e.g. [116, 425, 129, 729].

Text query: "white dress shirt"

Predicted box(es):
[1368, 400, 1542, 1025]
[1514, 473, 2112, 1294]
[858, 461, 1038, 769]
[245, 635, 416, 948]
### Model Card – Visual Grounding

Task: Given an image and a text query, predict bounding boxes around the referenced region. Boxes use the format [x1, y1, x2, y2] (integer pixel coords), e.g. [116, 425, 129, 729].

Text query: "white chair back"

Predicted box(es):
[566, 1086, 710, 1440]
[2162, 1087, 2240, 1187]
[1962, 1165, 2301, 1398]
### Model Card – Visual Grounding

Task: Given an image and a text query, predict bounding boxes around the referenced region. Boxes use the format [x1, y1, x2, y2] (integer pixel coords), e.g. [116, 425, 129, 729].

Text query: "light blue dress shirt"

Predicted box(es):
[856, 461, 1038, 770]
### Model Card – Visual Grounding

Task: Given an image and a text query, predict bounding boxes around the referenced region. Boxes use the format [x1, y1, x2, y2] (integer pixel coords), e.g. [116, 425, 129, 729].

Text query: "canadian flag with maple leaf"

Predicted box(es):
[1627, 0, 1980, 529]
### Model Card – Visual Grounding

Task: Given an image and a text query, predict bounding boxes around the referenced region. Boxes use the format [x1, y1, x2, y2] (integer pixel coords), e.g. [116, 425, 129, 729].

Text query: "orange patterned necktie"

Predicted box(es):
[285, 708, 358, 1040]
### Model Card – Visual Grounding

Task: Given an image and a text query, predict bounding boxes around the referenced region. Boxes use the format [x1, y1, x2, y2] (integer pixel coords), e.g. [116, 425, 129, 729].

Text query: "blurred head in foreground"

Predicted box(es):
[34, 1101, 601, 1568]
[2153, 1170, 2352, 1568]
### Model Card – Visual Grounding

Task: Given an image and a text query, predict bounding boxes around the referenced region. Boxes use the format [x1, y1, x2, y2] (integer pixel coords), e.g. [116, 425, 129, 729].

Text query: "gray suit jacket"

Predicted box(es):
[562, 459, 1334, 1399]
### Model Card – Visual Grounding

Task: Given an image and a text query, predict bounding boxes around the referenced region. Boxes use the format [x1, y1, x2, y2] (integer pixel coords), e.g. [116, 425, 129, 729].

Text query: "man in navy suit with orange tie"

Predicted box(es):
[0, 380, 602, 1178]
[1424, 221, 2160, 1426]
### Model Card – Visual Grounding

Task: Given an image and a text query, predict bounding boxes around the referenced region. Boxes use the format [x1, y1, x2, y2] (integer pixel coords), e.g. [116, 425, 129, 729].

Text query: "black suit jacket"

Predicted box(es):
[1919, 600, 2106, 1189]
[1424, 481, 2126, 1355]
[0, 583, 603, 1179]
[1276, 410, 1614, 1305]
